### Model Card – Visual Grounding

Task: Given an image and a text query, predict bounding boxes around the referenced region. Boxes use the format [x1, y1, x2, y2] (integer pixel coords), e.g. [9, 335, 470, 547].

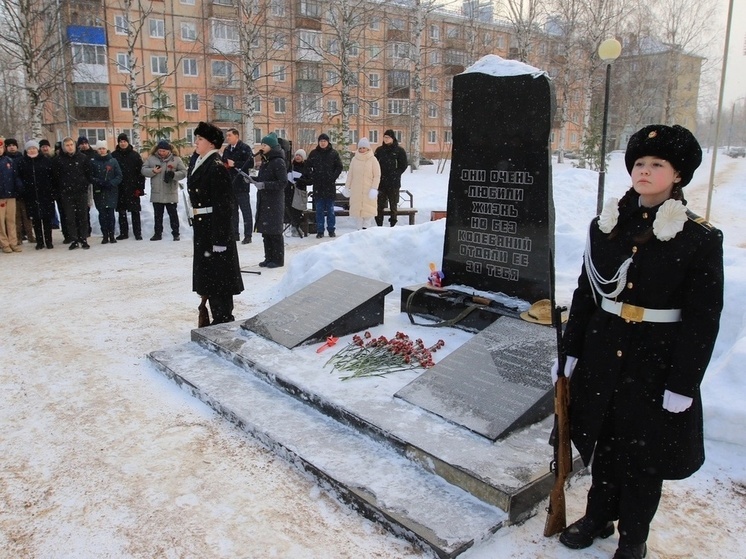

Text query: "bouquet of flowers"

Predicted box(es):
[326, 331, 445, 381]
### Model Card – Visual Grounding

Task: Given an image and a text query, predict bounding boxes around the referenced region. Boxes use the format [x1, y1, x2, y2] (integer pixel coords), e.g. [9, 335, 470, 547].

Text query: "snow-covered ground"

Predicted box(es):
[1, 150, 745, 558]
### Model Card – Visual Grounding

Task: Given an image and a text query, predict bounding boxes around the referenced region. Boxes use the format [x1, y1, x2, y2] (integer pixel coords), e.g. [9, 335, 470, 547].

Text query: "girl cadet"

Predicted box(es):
[553, 124, 724, 559]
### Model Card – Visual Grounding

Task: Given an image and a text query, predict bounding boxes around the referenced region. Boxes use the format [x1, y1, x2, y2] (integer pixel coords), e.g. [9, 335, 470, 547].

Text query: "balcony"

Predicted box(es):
[211, 108, 242, 122]
[74, 107, 109, 121]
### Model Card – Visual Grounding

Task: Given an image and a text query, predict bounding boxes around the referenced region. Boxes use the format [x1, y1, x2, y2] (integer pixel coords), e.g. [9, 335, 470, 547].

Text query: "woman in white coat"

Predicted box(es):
[345, 138, 381, 230]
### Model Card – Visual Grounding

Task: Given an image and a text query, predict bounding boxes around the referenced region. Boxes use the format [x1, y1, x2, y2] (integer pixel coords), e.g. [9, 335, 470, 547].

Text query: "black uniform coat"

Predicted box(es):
[187, 152, 244, 297]
[255, 146, 288, 235]
[374, 140, 408, 192]
[305, 143, 343, 198]
[563, 188, 723, 480]
[53, 150, 92, 196]
[18, 153, 57, 216]
[221, 140, 253, 191]
[112, 144, 145, 212]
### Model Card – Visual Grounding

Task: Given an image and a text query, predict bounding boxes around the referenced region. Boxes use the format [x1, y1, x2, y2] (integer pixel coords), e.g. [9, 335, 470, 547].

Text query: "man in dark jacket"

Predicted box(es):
[5, 138, 35, 244]
[112, 133, 145, 240]
[54, 137, 93, 249]
[305, 133, 343, 238]
[188, 121, 244, 324]
[221, 128, 254, 244]
[17, 140, 57, 249]
[374, 129, 408, 227]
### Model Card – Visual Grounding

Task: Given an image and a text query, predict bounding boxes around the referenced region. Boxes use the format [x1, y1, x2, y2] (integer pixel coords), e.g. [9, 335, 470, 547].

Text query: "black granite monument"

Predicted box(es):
[243, 270, 393, 349]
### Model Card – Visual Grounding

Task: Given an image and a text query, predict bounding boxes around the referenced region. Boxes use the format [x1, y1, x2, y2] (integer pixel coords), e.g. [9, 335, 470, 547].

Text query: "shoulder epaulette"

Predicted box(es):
[686, 209, 715, 231]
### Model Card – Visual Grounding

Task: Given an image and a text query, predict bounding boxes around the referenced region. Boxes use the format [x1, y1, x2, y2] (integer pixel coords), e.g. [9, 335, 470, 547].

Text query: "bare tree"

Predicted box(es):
[501, 0, 545, 63]
[0, 0, 68, 139]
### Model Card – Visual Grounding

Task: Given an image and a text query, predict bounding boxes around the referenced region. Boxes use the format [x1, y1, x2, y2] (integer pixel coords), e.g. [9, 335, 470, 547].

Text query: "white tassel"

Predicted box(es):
[583, 224, 634, 305]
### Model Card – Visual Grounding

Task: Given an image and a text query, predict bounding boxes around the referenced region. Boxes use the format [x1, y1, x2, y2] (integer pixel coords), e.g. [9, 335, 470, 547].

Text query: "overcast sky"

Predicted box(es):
[720, 0, 746, 106]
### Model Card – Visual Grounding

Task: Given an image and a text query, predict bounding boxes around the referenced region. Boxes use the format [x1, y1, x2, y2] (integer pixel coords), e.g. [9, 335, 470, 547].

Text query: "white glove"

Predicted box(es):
[368, 188, 379, 200]
[551, 356, 578, 385]
[662, 389, 693, 413]
[342, 187, 351, 197]
[212, 245, 227, 253]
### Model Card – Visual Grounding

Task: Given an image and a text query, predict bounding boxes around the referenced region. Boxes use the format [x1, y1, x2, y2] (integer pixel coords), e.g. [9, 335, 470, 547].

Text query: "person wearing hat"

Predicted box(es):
[247, 132, 288, 267]
[52, 137, 93, 249]
[345, 138, 380, 230]
[112, 133, 145, 240]
[142, 139, 187, 241]
[374, 129, 408, 227]
[90, 140, 123, 244]
[285, 148, 309, 237]
[0, 138, 24, 253]
[17, 140, 57, 249]
[554, 124, 724, 559]
[4, 138, 35, 244]
[305, 133, 343, 238]
[187, 121, 243, 323]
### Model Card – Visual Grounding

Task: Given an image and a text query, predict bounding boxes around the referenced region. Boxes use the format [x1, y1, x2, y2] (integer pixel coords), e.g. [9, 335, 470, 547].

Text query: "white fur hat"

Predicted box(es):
[294, 148, 307, 160]
[94, 140, 108, 150]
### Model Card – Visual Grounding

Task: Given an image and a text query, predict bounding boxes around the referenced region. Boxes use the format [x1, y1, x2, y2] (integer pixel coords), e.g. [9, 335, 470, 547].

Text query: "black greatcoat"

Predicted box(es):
[374, 140, 408, 192]
[188, 153, 244, 297]
[112, 144, 145, 212]
[563, 188, 724, 480]
[255, 146, 288, 235]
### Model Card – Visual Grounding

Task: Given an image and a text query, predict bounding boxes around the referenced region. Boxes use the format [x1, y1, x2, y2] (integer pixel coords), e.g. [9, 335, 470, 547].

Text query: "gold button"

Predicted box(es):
[642, 212, 649, 219]
[627, 282, 634, 289]
[616, 350, 623, 357]
[632, 246, 638, 254]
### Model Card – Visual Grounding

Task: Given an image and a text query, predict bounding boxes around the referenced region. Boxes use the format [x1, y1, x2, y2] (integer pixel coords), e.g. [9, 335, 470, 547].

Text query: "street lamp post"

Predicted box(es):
[596, 39, 622, 215]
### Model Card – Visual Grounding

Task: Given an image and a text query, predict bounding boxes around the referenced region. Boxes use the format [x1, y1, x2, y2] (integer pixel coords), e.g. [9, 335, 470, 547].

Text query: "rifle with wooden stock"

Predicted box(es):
[544, 258, 573, 537]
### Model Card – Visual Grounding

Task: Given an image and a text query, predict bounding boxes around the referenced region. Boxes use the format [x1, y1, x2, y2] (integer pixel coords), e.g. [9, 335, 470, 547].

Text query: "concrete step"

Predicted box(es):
[148, 340, 506, 559]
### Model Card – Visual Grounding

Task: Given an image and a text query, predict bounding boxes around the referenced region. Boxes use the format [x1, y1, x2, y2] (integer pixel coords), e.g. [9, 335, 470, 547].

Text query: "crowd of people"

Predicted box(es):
[0, 128, 409, 256]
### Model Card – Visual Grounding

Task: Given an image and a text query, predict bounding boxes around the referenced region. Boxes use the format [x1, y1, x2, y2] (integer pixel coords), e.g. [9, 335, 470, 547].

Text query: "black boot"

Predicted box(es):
[559, 516, 615, 550]
[116, 233, 129, 240]
[613, 542, 647, 559]
[102, 235, 109, 244]
[109, 233, 117, 244]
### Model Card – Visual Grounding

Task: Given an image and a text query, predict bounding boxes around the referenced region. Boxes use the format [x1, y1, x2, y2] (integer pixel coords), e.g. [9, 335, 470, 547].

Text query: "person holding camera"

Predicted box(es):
[142, 140, 187, 241]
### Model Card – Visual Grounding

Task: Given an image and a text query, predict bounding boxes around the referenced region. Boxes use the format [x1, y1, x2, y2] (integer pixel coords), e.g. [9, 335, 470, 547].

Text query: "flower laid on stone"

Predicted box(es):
[326, 330, 445, 381]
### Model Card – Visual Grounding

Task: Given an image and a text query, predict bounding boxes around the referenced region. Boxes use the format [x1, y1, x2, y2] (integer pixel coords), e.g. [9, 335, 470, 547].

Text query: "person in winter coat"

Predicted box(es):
[305, 133, 343, 238]
[0, 139, 23, 253]
[17, 140, 57, 249]
[285, 149, 308, 237]
[554, 125, 724, 559]
[5, 138, 35, 245]
[142, 140, 187, 241]
[187, 121, 244, 324]
[112, 133, 145, 240]
[53, 137, 93, 250]
[221, 128, 254, 244]
[374, 129, 408, 227]
[345, 138, 381, 230]
[90, 140, 123, 244]
[248, 133, 288, 268]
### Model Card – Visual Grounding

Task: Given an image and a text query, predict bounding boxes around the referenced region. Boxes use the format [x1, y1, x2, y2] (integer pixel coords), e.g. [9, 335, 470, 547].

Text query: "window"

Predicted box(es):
[496, 35, 505, 49]
[369, 101, 380, 117]
[75, 88, 108, 107]
[429, 77, 438, 92]
[369, 46, 382, 59]
[214, 94, 235, 110]
[274, 128, 287, 140]
[181, 22, 197, 41]
[428, 130, 436, 143]
[79, 128, 106, 142]
[185, 128, 195, 144]
[251, 65, 260, 80]
[116, 53, 131, 73]
[327, 100, 338, 115]
[429, 51, 440, 65]
[389, 43, 409, 59]
[72, 44, 106, 65]
[429, 25, 439, 42]
[272, 33, 286, 50]
[299, 128, 316, 146]
[349, 129, 358, 143]
[274, 97, 286, 114]
[445, 50, 466, 66]
[181, 0, 195, 4]
[444, 130, 452, 143]
[299, 93, 322, 122]
[183, 58, 198, 77]
[119, 92, 131, 109]
[151, 56, 168, 75]
[387, 99, 409, 115]
[213, 0, 233, 5]
[119, 128, 133, 142]
[349, 102, 358, 115]
[212, 60, 233, 78]
[152, 93, 169, 109]
[253, 98, 261, 113]
[114, 15, 128, 35]
[299, 30, 320, 51]
[325, 70, 338, 85]
[149, 19, 165, 38]
[185, 93, 199, 111]
[368, 73, 380, 88]
[392, 130, 403, 142]
[390, 18, 404, 31]
[270, 0, 285, 16]
[428, 104, 438, 118]
[388, 70, 410, 89]
[328, 39, 339, 55]
[446, 25, 459, 39]
[253, 128, 262, 143]
[299, 0, 321, 17]
[349, 43, 359, 57]
[273, 65, 286, 82]
[212, 21, 238, 41]
[369, 130, 378, 144]
[369, 17, 380, 31]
